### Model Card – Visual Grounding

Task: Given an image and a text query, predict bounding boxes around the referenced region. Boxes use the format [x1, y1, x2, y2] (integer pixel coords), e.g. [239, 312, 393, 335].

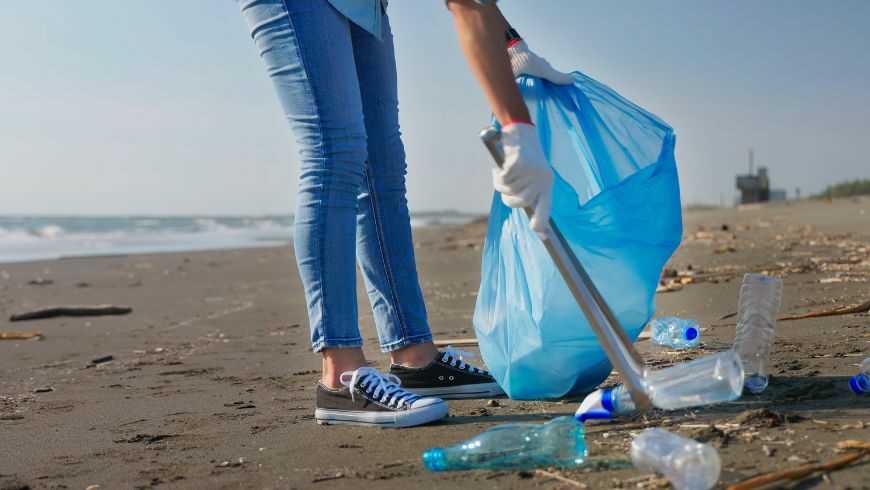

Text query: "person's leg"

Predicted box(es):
[238, 0, 368, 387]
[347, 13, 439, 366]
[349, 14, 504, 399]
[238, 0, 448, 427]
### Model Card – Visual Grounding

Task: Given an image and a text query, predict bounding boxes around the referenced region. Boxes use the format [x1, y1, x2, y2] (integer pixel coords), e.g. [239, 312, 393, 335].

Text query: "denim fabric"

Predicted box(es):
[238, 0, 432, 352]
[326, 0, 495, 40]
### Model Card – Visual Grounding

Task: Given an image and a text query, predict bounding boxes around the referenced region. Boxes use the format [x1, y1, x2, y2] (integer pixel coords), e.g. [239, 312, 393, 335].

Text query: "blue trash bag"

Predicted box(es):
[472, 73, 683, 400]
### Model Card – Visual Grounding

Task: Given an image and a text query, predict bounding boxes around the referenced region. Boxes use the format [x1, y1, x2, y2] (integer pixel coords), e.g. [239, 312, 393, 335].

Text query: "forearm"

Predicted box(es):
[446, 0, 530, 126]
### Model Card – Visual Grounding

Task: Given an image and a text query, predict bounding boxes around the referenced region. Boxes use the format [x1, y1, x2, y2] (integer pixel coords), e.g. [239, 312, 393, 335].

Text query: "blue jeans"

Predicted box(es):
[238, 0, 432, 352]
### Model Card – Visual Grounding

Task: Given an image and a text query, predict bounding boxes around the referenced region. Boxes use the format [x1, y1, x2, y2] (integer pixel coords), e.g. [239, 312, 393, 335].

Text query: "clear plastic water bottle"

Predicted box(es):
[733, 273, 783, 394]
[849, 357, 870, 394]
[650, 317, 701, 349]
[422, 416, 586, 471]
[630, 428, 720, 490]
[575, 351, 744, 421]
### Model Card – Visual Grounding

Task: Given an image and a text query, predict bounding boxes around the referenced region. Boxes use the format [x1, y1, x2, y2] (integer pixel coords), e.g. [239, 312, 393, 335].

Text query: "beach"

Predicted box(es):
[1, 197, 868, 489]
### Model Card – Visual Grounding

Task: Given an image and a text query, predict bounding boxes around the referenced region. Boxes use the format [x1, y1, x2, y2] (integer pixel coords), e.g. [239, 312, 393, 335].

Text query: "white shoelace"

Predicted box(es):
[340, 367, 419, 408]
[442, 345, 485, 374]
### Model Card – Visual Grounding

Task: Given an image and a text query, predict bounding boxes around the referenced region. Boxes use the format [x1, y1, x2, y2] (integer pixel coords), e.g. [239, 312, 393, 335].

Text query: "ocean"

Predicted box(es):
[0, 212, 482, 263]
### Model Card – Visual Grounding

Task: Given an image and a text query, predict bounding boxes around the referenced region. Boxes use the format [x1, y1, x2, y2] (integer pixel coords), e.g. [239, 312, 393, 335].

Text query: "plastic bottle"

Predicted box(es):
[630, 428, 720, 490]
[422, 416, 586, 471]
[575, 351, 744, 422]
[650, 317, 701, 349]
[849, 357, 870, 394]
[733, 273, 783, 394]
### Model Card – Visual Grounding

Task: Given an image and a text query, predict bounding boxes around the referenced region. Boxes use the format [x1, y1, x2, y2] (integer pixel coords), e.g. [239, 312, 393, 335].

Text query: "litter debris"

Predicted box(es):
[649, 317, 700, 349]
[32, 386, 53, 393]
[848, 357, 870, 394]
[731, 408, 803, 428]
[0, 331, 43, 340]
[630, 428, 720, 490]
[576, 351, 743, 421]
[727, 443, 869, 490]
[10, 304, 132, 322]
[87, 355, 114, 368]
[534, 469, 588, 488]
[422, 416, 585, 471]
[733, 273, 783, 394]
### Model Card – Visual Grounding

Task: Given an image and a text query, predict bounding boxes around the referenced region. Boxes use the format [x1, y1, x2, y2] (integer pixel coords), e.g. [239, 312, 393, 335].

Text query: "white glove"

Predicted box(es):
[508, 40, 573, 85]
[492, 122, 554, 235]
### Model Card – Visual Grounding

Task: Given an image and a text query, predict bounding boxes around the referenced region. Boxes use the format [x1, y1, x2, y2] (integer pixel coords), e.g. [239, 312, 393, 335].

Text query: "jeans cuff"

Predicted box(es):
[379, 333, 434, 353]
[312, 337, 364, 353]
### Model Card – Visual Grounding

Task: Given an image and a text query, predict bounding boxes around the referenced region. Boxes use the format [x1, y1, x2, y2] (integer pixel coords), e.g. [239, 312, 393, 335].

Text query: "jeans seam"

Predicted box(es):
[279, 0, 330, 340]
[364, 168, 409, 343]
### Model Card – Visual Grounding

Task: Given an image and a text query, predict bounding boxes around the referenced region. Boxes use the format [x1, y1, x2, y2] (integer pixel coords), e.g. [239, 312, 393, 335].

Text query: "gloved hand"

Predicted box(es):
[492, 122, 554, 235]
[508, 40, 573, 85]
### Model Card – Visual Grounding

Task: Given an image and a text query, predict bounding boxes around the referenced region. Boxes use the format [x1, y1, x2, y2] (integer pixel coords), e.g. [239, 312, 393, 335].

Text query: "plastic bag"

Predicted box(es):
[472, 73, 682, 400]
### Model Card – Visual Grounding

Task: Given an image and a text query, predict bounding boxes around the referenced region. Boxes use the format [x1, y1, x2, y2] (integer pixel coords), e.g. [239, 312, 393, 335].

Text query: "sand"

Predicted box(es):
[1, 197, 868, 489]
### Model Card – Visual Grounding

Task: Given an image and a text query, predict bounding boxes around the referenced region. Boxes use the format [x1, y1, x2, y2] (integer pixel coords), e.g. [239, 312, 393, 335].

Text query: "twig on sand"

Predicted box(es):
[534, 469, 588, 488]
[0, 331, 43, 340]
[10, 305, 132, 322]
[434, 338, 478, 347]
[726, 445, 869, 490]
[714, 299, 870, 327]
[836, 440, 870, 452]
[777, 299, 870, 321]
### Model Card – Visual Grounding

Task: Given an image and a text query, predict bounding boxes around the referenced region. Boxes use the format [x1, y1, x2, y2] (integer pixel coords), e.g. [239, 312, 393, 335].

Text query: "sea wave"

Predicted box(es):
[0, 213, 481, 263]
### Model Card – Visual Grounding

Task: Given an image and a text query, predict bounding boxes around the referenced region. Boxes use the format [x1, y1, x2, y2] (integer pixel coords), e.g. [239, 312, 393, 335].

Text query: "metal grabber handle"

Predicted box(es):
[480, 126, 653, 412]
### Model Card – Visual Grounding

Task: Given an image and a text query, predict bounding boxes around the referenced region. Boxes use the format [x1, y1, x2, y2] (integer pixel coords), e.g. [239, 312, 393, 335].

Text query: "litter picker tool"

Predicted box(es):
[480, 126, 653, 411]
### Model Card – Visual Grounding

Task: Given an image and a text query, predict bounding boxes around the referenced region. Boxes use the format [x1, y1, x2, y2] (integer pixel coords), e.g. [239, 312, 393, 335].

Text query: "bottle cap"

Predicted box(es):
[575, 388, 615, 422]
[684, 327, 699, 341]
[849, 375, 869, 394]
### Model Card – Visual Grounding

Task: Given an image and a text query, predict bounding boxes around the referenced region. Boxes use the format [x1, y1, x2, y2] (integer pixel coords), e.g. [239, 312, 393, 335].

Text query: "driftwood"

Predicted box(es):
[10, 305, 132, 322]
[727, 447, 869, 490]
[434, 338, 478, 348]
[714, 299, 869, 327]
[0, 331, 43, 340]
[778, 299, 870, 321]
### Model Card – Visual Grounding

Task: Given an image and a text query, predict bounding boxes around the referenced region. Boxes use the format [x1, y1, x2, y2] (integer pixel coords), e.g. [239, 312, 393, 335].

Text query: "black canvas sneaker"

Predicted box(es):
[390, 346, 506, 399]
[315, 366, 448, 428]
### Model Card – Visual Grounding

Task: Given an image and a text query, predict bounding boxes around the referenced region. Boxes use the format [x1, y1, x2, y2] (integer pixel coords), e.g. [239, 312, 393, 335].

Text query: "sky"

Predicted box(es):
[1, 0, 868, 216]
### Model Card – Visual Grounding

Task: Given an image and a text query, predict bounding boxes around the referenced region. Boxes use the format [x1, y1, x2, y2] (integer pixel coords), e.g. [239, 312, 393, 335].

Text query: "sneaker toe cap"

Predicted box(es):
[410, 396, 446, 410]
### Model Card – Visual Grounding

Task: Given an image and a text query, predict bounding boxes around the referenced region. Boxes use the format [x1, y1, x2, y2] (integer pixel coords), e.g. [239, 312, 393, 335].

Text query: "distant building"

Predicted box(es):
[736, 149, 772, 204]
[770, 189, 787, 201]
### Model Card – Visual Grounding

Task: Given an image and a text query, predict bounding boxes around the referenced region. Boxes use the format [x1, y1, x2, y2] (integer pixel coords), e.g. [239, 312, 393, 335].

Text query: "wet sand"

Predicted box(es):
[1, 198, 868, 489]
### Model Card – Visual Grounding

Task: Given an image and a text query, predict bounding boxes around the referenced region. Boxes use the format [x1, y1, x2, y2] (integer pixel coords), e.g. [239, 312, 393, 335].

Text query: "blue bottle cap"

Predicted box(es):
[684, 327, 698, 341]
[849, 375, 869, 394]
[601, 388, 615, 412]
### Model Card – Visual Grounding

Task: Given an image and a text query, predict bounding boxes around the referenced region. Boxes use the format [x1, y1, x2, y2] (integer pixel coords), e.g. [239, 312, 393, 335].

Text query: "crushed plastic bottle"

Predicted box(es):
[733, 273, 783, 394]
[422, 416, 586, 471]
[575, 351, 744, 422]
[650, 317, 701, 349]
[631, 428, 720, 490]
[849, 357, 870, 394]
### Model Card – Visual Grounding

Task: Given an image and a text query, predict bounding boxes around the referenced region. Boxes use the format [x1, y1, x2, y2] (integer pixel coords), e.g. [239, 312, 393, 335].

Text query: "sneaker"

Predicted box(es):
[390, 346, 505, 399]
[315, 366, 448, 428]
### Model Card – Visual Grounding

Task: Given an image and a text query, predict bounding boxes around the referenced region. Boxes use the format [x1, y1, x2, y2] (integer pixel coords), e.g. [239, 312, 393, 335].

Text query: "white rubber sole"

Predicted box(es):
[315, 401, 448, 428]
[406, 382, 506, 400]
